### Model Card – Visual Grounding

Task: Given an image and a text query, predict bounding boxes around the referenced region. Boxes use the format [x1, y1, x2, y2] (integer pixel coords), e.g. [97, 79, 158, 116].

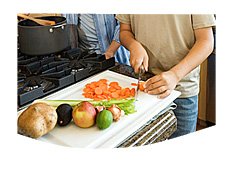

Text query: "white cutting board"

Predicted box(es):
[36, 70, 180, 148]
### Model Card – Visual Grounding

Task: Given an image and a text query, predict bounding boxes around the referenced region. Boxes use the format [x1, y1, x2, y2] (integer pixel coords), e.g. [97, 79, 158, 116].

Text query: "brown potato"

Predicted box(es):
[18, 102, 57, 138]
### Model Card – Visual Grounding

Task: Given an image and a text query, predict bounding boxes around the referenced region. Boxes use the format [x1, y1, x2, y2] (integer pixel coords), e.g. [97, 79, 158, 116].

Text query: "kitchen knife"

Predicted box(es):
[135, 65, 145, 101]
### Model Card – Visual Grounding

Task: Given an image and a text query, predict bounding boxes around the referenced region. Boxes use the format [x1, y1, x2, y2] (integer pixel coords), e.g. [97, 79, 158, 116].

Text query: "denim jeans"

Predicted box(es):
[169, 95, 198, 139]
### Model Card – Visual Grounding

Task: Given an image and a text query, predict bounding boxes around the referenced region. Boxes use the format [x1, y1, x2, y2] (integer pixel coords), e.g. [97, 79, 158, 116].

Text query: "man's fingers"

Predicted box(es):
[145, 75, 162, 88]
[147, 86, 168, 95]
[157, 90, 171, 99]
[134, 66, 140, 74]
[144, 80, 166, 92]
[143, 55, 149, 72]
[134, 61, 142, 73]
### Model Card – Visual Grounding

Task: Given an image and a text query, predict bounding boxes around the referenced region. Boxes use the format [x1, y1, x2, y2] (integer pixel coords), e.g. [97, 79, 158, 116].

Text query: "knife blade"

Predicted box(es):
[135, 65, 145, 101]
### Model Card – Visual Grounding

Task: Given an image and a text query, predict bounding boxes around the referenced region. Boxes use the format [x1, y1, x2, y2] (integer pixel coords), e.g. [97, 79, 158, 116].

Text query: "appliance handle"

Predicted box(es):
[49, 23, 67, 33]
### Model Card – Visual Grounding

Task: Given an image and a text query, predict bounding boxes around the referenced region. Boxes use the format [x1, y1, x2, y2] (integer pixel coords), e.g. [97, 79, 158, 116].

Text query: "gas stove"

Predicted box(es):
[17, 48, 115, 108]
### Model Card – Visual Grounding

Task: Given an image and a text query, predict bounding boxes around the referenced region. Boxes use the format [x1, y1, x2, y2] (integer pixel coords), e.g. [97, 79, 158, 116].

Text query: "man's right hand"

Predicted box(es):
[129, 41, 149, 73]
[119, 23, 149, 73]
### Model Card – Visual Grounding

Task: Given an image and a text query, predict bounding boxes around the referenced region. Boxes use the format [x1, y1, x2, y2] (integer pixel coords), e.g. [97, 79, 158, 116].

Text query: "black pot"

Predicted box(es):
[18, 16, 70, 55]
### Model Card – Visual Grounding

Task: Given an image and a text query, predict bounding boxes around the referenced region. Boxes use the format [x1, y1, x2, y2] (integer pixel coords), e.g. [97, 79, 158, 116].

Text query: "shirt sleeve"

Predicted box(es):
[192, 14, 216, 29]
[116, 14, 131, 24]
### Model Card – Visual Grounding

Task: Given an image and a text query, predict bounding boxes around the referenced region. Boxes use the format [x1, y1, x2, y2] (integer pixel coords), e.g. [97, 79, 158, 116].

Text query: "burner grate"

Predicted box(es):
[17, 48, 115, 107]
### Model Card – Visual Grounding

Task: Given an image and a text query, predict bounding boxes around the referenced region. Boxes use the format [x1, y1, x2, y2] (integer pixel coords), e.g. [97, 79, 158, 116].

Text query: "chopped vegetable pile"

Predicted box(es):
[35, 79, 147, 115]
[82, 79, 136, 100]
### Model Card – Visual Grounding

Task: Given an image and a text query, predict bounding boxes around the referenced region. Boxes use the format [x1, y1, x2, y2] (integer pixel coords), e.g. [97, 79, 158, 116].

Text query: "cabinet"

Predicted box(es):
[198, 26, 216, 126]
[198, 52, 216, 125]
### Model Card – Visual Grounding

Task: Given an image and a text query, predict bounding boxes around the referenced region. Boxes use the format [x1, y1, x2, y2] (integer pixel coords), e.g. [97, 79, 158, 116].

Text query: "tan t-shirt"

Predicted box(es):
[116, 14, 215, 98]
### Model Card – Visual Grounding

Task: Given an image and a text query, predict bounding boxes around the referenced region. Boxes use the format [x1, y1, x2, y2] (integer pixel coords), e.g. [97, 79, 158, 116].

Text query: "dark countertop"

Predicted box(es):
[109, 64, 177, 147]
[110, 63, 154, 81]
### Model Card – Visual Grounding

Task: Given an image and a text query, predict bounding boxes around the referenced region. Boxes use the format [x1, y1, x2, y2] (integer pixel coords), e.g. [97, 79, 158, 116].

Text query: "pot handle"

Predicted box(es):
[49, 23, 67, 33]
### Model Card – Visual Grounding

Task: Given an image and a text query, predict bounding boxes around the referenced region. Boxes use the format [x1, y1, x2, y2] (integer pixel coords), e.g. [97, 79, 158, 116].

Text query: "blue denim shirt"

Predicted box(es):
[63, 14, 130, 65]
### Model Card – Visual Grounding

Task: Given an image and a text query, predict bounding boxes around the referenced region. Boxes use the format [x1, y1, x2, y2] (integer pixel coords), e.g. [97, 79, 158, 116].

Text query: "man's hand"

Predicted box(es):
[119, 23, 148, 73]
[104, 50, 114, 59]
[129, 42, 149, 73]
[144, 70, 180, 99]
[104, 40, 121, 59]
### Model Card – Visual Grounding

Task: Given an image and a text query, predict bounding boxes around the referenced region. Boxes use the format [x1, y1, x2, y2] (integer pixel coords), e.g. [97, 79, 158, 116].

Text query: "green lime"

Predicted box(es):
[96, 110, 113, 129]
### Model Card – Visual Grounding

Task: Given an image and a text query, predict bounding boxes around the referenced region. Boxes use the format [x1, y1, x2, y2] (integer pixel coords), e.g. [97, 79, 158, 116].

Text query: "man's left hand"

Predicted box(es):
[144, 70, 180, 99]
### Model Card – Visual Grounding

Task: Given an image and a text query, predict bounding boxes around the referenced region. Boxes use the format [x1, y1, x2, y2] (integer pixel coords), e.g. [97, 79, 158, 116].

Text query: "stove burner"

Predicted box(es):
[25, 75, 42, 87]
[68, 59, 84, 70]
[18, 48, 115, 107]
[71, 68, 84, 73]
[24, 86, 39, 92]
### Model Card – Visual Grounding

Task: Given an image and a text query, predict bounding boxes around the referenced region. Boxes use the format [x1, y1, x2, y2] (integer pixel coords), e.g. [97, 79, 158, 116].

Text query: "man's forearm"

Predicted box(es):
[120, 30, 141, 51]
[120, 27, 149, 72]
[106, 40, 121, 54]
[170, 28, 214, 81]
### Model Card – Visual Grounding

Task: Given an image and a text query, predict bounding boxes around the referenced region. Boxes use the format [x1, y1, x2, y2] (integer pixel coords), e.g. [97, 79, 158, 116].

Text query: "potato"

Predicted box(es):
[18, 102, 57, 138]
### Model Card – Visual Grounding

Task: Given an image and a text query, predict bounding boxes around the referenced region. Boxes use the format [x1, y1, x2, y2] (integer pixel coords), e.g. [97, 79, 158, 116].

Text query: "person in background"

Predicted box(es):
[63, 14, 130, 65]
[116, 14, 215, 138]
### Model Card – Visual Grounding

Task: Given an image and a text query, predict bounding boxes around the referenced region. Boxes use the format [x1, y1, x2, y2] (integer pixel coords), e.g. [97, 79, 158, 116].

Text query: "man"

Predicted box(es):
[116, 14, 215, 138]
[64, 14, 130, 65]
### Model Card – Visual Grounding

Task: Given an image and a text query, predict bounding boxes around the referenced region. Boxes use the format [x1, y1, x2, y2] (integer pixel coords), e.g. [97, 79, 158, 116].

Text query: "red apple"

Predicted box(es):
[72, 101, 96, 128]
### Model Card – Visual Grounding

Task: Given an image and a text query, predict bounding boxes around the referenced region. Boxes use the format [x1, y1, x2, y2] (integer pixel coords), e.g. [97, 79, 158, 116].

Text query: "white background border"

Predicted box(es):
[1, 0, 235, 168]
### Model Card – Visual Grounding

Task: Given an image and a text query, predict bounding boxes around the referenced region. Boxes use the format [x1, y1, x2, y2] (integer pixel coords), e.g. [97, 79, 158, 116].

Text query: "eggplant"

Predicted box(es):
[56, 104, 73, 126]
